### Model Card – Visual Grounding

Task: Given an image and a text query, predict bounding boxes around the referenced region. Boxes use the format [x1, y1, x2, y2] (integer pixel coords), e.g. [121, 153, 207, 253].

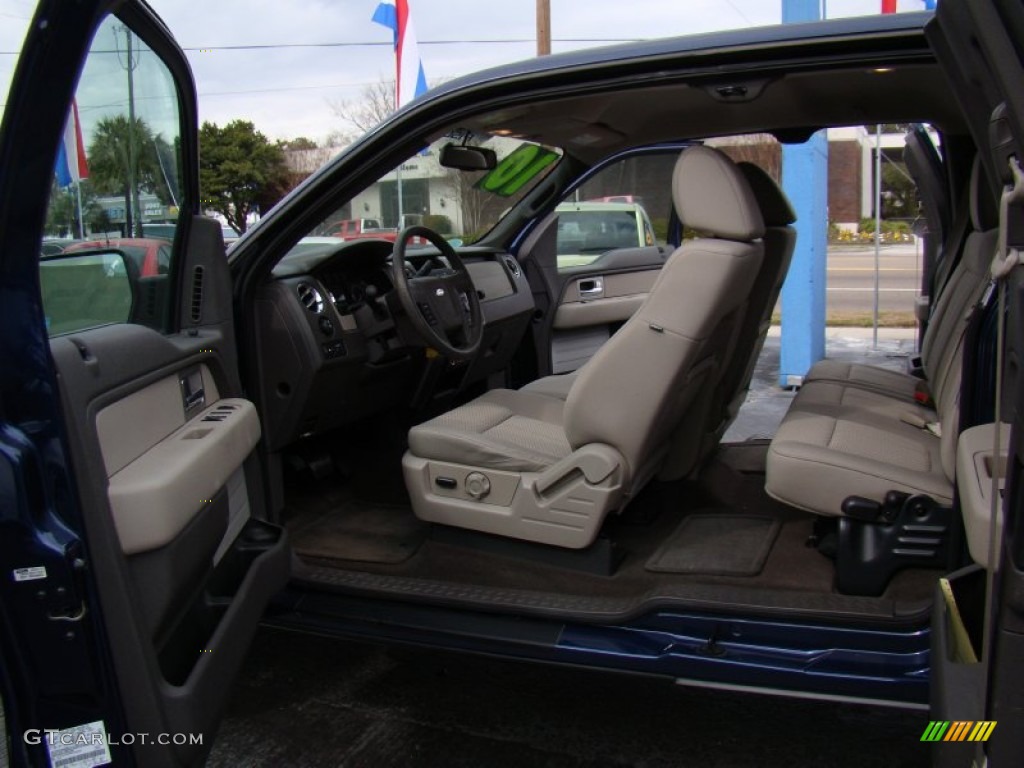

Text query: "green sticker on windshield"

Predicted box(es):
[477, 144, 559, 197]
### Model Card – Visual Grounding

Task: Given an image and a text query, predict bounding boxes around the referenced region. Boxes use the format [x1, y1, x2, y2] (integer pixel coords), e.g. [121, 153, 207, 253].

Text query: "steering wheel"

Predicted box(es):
[391, 226, 483, 360]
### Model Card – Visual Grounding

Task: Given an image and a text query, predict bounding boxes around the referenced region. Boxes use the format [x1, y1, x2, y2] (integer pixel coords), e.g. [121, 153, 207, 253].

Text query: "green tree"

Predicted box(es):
[88, 115, 163, 236]
[282, 136, 318, 151]
[880, 153, 920, 220]
[45, 178, 104, 238]
[199, 120, 289, 234]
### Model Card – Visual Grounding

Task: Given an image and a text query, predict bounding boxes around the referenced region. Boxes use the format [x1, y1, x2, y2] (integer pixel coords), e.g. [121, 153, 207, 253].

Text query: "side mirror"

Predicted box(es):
[439, 143, 497, 171]
[39, 249, 136, 336]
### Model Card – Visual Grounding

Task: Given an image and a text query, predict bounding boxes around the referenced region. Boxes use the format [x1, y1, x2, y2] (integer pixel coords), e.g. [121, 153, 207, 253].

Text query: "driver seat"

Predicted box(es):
[402, 146, 765, 548]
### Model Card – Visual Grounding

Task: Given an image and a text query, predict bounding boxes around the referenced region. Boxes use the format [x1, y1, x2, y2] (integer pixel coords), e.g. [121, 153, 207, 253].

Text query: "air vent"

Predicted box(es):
[190, 266, 204, 323]
[504, 256, 522, 279]
[296, 282, 324, 314]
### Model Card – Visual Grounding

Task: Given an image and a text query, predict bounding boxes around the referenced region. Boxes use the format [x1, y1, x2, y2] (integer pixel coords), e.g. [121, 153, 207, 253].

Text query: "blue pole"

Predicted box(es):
[779, 0, 828, 386]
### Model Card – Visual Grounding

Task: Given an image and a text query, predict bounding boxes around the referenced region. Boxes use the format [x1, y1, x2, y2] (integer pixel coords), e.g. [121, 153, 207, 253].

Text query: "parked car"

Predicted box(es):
[330, 217, 395, 240]
[2, 2, 1023, 767]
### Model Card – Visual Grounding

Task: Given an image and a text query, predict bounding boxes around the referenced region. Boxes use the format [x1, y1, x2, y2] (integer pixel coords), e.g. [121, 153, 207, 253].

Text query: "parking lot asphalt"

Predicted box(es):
[208, 628, 930, 768]
[208, 328, 926, 768]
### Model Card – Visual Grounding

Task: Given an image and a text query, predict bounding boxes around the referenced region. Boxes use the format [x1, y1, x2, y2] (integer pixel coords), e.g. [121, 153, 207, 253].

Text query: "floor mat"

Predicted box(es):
[646, 512, 781, 576]
[291, 501, 427, 565]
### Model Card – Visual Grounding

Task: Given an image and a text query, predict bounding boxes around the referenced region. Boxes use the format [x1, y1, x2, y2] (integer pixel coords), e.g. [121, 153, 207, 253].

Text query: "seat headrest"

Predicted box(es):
[738, 162, 796, 227]
[970, 157, 998, 232]
[673, 146, 765, 241]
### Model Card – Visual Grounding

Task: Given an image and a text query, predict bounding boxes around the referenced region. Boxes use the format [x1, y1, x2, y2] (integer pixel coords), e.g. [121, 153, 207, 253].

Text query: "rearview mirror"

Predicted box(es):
[439, 143, 497, 171]
[39, 249, 135, 336]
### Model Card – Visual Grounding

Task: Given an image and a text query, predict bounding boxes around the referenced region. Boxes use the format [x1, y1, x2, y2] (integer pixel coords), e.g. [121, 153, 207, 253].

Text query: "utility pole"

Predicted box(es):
[116, 25, 142, 237]
[536, 0, 551, 56]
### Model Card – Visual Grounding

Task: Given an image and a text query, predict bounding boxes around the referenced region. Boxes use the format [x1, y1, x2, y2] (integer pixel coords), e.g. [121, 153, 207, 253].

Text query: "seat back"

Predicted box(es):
[930, 164, 998, 482]
[563, 146, 765, 487]
[700, 162, 797, 450]
[922, 160, 998, 390]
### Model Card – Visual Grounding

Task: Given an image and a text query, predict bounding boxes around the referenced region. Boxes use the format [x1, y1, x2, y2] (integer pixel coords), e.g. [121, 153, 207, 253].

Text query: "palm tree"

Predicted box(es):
[88, 115, 162, 236]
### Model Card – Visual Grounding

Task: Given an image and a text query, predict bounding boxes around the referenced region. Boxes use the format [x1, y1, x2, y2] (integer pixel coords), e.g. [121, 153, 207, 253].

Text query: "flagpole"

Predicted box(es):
[75, 180, 85, 238]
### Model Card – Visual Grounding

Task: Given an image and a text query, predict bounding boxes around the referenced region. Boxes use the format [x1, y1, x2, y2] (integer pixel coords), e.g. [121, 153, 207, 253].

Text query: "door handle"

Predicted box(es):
[578, 277, 604, 296]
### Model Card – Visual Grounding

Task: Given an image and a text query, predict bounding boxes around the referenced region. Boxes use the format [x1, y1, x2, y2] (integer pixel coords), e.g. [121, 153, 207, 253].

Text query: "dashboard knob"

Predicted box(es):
[318, 316, 335, 336]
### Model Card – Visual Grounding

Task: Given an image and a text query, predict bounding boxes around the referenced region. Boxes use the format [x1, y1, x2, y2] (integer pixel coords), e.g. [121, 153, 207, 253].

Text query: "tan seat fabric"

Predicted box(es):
[407, 389, 570, 472]
[765, 161, 996, 518]
[699, 162, 797, 445]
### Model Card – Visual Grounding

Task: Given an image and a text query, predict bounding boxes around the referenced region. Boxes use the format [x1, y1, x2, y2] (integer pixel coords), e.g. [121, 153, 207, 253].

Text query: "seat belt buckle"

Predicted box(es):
[913, 382, 934, 408]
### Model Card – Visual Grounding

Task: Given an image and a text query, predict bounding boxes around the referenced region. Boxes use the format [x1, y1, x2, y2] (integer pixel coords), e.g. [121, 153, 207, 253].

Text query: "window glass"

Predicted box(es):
[297, 133, 562, 255]
[555, 153, 672, 268]
[39, 15, 184, 336]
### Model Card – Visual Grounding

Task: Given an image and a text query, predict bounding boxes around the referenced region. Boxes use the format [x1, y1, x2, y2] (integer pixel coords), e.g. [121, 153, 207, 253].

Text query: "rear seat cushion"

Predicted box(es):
[792, 379, 932, 422]
[766, 405, 953, 516]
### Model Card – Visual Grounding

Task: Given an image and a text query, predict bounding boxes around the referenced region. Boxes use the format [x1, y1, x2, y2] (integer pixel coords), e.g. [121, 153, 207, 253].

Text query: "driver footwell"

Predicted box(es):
[291, 501, 428, 565]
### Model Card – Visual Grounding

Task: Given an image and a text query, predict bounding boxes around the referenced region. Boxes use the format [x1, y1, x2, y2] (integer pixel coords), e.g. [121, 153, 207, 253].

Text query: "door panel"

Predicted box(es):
[554, 269, 659, 329]
[549, 262, 663, 372]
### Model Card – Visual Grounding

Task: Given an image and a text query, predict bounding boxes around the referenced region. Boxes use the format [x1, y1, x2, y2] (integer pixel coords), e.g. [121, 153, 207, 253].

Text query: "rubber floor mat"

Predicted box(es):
[645, 513, 780, 576]
[291, 501, 427, 564]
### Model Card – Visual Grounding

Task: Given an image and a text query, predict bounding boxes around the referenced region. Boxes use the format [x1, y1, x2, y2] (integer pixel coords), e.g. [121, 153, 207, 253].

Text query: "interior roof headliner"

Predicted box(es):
[457, 61, 963, 164]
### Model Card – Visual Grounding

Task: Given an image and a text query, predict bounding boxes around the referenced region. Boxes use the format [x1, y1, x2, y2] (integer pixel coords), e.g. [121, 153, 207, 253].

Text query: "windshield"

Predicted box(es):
[308, 133, 562, 246]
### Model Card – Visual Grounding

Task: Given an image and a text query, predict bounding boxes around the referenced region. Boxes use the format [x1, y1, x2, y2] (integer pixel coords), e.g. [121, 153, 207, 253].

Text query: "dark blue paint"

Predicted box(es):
[267, 592, 930, 707]
[558, 612, 929, 704]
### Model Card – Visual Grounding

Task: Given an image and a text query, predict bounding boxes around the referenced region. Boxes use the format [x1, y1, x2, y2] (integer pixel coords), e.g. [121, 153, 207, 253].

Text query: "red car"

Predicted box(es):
[63, 237, 172, 277]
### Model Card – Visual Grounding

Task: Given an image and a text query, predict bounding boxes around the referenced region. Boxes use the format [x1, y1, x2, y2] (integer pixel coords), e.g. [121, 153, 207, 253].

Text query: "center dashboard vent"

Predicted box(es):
[504, 256, 522, 279]
[296, 282, 325, 314]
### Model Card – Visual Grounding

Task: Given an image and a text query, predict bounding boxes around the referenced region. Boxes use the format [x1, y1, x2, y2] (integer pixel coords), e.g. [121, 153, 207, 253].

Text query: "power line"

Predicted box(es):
[0, 37, 642, 55]
[179, 37, 639, 51]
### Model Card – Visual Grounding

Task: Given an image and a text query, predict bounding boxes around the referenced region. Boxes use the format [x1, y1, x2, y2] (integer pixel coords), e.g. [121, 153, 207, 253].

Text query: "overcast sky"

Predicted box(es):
[2, 0, 918, 142]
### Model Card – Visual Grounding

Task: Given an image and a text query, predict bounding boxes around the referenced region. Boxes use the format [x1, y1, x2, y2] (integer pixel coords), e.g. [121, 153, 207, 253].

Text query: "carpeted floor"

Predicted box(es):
[291, 500, 428, 564]
[283, 441, 941, 619]
[646, 513, 781, 576]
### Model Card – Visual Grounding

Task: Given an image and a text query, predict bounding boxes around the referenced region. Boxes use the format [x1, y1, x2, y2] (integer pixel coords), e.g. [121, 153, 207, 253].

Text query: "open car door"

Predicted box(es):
[0, 2, 290, 766]
[927, 1, 1024, 765]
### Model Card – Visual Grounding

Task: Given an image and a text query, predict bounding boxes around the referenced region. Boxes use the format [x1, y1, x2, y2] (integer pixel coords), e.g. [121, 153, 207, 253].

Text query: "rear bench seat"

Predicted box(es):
[764, 160, 997, 594]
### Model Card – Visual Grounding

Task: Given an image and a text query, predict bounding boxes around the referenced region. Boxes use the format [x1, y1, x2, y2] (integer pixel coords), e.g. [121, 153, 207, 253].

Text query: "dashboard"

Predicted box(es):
[255, 238, 535, 450]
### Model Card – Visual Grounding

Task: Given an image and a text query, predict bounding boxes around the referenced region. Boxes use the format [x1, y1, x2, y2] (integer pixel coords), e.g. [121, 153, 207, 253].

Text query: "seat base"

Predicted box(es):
[402, 443, 626, 549]
[812, 493, 958, 596]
